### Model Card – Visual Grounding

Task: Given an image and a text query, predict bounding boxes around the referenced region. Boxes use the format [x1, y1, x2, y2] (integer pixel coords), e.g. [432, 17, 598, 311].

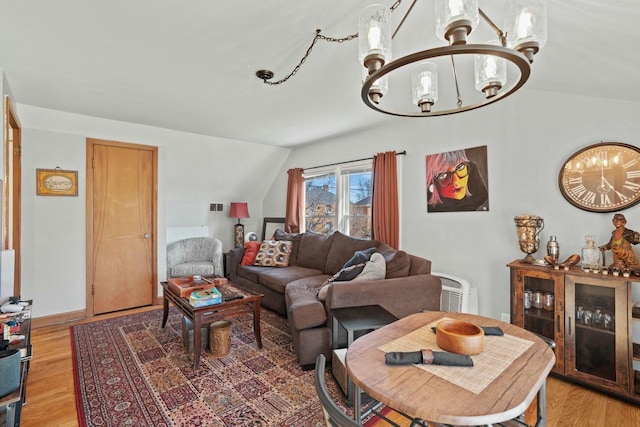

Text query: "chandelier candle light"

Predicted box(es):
[229, 202, 250, 249]
[359, 0, 547, 116]
[257, 0, 548, 117]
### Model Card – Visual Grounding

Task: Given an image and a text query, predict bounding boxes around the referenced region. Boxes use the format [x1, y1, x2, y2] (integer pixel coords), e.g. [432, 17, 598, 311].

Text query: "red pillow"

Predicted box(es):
[241, 241, 261, 265]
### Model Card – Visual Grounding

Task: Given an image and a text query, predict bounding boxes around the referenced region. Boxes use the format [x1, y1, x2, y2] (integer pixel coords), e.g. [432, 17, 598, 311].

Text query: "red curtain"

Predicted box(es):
[285, 168, 304, 233]
[372, 151, 399, 249]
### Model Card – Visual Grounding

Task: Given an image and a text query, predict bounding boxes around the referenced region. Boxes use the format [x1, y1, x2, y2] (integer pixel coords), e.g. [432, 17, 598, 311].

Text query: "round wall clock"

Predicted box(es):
[558, 142, 640, 213]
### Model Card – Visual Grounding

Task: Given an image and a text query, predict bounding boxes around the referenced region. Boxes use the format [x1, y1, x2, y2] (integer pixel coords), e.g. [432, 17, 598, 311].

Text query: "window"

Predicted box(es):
[304, 161, 372, 238]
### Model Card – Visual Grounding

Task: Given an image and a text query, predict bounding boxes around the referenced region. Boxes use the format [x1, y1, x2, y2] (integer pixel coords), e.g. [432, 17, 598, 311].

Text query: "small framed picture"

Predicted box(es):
[36, 168, 78, 196]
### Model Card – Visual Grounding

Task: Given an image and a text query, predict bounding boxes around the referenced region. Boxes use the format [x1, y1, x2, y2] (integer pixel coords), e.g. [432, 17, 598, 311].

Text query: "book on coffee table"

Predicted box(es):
[168, 277, 215, 297]
[189, 288, 222, 307]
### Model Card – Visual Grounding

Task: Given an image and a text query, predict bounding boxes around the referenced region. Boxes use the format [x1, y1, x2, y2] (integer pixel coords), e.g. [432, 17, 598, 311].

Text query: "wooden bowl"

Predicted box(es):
[436, 320, 484, 355]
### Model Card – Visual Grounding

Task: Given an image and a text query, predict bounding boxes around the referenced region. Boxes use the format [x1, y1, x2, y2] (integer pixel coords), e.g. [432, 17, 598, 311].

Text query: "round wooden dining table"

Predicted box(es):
[346, 311, 555, 426]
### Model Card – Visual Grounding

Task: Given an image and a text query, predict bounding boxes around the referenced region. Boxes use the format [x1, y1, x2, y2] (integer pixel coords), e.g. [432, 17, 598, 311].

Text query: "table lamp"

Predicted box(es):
[229, 202, 249, 248]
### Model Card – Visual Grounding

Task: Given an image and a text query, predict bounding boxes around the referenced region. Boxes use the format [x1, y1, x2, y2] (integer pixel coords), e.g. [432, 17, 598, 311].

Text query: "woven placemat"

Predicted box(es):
[378, 318, 533, 394]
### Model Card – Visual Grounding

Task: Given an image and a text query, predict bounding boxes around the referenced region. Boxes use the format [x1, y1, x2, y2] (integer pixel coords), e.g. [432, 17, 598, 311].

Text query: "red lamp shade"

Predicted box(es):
[229, 202, 249, 221]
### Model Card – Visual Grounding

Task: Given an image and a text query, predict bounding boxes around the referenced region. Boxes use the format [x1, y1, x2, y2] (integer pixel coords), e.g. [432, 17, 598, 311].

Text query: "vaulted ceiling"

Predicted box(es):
[1, 1, 638, 147]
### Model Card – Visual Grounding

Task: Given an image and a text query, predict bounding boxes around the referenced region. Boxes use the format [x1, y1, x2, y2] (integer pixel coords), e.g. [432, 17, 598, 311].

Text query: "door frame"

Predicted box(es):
[4, 96, 22, 296]
[85, 138, 158, 317]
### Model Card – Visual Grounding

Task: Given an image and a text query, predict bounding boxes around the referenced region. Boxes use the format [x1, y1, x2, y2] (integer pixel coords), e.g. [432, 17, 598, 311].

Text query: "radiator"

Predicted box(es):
[433, 272, 478, 314]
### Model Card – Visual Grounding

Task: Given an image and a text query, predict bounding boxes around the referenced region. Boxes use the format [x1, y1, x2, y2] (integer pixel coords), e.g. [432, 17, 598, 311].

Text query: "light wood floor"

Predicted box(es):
[18, 306, 640, 427]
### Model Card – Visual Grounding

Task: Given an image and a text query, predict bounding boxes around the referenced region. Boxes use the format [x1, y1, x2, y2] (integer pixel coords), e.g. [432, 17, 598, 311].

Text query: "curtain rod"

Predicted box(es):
[303, 150, 407, 171]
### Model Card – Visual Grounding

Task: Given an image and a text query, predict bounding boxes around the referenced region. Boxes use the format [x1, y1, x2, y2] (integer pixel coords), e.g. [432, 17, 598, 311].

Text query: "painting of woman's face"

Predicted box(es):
[426, 145, 489, 213]
[434, 162, 469, 200]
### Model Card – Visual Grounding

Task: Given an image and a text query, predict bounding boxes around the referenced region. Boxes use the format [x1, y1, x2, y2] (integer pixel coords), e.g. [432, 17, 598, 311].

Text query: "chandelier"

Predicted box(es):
[256, 0, 547, 117]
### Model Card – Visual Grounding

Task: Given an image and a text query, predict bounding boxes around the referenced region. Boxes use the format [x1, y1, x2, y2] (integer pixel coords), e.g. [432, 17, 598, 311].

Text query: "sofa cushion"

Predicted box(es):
[273, 229, 303, 266]
[241, 241, 261, 266]
[408, 254, 431, 275]
[254, 240, 292, 267]
[377, 243, 411, 278]
[237, 264, 273, 283]
[297, 231, 336, 271]
[285, 276, 329, 331]
[353, 252, 386, 281]
[258, 266, 324, 294]
[325, 231, 380, 275]
[170, 262, 215, 278]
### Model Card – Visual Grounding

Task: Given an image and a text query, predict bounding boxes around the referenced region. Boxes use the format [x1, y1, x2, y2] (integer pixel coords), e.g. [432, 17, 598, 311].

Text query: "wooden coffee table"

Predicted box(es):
[161, 281, 263, 369]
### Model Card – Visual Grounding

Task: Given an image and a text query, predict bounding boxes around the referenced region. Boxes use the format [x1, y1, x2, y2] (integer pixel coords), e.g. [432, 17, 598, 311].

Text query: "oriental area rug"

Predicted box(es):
[70, 306, 397, 427]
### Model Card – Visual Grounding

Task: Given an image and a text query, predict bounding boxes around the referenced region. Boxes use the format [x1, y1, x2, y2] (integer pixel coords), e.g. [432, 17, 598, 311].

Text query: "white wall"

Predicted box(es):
[264, 89, 640, 320]
[18, 105, 290, 317]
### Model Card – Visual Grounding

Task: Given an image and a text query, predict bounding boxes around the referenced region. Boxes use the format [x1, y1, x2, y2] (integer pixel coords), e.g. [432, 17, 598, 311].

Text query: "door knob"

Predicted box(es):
[143, 234, 151, 238]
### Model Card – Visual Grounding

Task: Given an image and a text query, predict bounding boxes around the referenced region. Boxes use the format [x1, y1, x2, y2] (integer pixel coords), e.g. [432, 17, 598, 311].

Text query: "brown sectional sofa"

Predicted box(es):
[228, 230, 442, 366]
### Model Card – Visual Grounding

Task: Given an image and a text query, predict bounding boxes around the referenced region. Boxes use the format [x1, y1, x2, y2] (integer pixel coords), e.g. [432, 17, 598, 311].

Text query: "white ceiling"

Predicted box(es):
[0, 0, 638, 148]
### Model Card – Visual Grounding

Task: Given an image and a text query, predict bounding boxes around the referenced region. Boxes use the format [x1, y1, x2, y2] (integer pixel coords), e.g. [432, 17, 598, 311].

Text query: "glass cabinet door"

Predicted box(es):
[565, 274, 629, 395]
[510, 266, 564, 374]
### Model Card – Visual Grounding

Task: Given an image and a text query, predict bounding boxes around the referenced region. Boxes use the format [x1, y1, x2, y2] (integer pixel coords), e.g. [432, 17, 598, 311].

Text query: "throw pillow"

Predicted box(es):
[253, 240, 292, 267]
[333, 247, 377, 281]
[317, 247, 377, 300]
[353, 253, 386, 281]
[273, 229, 303, 265]
[317, 262, 367, 301]
[324, 231, 380, 275]
[241, 241, 261, 266]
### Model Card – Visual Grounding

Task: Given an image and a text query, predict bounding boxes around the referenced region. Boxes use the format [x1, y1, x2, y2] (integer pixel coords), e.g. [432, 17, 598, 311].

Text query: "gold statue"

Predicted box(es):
[599, 213, 640, 272]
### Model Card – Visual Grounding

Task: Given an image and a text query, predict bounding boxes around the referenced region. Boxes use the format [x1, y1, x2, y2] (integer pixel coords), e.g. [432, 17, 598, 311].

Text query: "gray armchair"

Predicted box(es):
[166, 237, 223, 279]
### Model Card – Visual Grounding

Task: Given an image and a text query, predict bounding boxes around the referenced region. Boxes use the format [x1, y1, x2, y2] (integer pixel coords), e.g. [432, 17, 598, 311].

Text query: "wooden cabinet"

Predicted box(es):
[509, 261, 640, 404]
[509, 265, 565, 374]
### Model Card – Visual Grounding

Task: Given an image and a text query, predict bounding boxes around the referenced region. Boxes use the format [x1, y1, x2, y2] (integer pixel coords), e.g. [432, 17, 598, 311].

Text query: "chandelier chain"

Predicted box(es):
[260, 1, 404, 85]
[261, 29, 357, 85]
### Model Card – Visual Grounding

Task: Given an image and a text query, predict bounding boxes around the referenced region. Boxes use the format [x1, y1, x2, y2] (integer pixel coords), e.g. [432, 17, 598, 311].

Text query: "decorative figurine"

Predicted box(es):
[599, 213, 640, 274]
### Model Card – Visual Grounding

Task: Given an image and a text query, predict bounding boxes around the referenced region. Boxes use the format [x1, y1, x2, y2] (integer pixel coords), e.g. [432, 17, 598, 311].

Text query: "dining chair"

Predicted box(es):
[315, 354, 361, 427]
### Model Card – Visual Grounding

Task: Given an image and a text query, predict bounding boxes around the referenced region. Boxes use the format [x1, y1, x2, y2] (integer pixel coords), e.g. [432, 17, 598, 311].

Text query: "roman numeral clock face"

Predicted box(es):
[559, 142, 640, 212]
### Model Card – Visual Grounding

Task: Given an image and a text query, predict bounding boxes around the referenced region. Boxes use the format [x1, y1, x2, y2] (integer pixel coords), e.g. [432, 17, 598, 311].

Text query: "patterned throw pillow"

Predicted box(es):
[253, 240, 292, 267]
[317, 263, 366, 301]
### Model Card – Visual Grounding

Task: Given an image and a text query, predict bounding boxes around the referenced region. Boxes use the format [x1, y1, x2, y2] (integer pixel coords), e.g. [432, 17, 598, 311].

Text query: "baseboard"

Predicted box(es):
[31, 296, 164, 329]
[31, 309, 87, 329]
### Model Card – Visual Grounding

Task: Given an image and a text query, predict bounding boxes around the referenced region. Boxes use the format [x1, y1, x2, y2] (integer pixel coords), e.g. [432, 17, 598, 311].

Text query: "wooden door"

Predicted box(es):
[86, 139, 157, 315]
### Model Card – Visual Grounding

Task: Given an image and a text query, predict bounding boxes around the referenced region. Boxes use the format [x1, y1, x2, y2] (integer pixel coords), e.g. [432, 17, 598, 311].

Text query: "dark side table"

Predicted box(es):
[0, 300, 32, 427]
[331, 304, 398, 402]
